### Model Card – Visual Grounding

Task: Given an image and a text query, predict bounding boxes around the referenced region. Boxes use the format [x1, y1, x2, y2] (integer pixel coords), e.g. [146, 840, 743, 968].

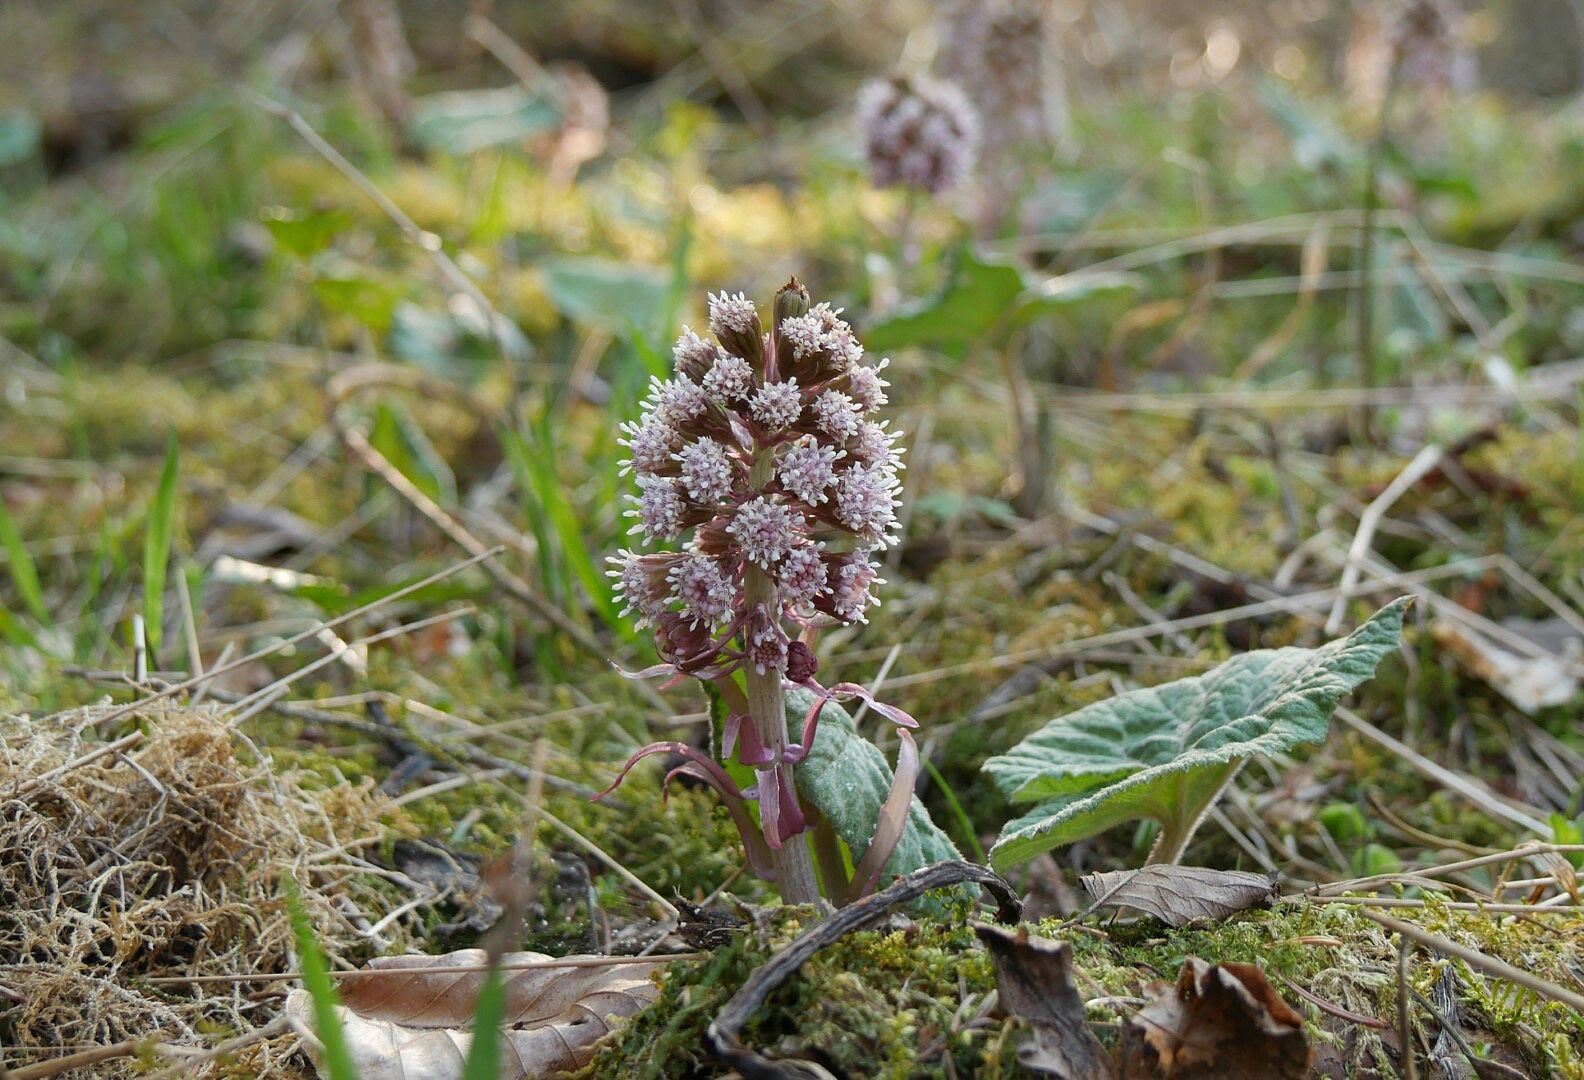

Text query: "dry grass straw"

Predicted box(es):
[0, 701, 404, 1070]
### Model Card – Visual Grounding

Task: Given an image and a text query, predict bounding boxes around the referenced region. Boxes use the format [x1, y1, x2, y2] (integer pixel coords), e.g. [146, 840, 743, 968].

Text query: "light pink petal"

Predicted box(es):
[827, 682, 919, 728]
[663, 763, 776, 880]
[593, 741, 741, 803]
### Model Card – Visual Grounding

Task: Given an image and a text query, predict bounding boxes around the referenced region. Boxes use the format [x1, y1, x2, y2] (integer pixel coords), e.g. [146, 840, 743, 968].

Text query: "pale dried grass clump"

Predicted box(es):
[0, 703, 402, 1066]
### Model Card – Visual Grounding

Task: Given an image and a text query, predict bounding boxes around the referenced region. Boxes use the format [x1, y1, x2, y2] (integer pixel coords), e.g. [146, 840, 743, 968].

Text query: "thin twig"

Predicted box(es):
[1313, 843, 1584, 896]
[1398, 937, 1419, 1080]
[531, 805, 680, 920]
[708, 861, 1021, 1078]
[15, 732, 144, 798]
[221, 607, 474, 726]
[1304, 896, 1584, 915]
[1335, 708, 1549, 833]
[885, 557, 1495, 690]
[248, 92, 493, 319]
[9, 1041, 157, 1080]
[70, 671, 600, 799]
[336, 421, 616, 665]
[137, 1018, 290, 1080]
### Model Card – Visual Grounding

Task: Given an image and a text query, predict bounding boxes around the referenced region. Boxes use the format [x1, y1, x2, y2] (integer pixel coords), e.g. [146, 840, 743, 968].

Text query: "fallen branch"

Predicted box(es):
[707, 861, 1021, 1078]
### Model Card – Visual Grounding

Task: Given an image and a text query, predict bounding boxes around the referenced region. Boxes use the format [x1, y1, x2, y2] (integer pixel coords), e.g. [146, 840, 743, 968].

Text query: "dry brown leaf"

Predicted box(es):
[1081, 866, 1279, 927]
[974, 924, 1116, 1080]
[285, 948, 661, 1080]
[1121, 957, 1310, 1079]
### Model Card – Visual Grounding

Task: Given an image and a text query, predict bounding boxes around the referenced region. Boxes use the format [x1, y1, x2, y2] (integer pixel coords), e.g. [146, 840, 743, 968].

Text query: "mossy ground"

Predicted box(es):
[587, 899, 1584, 1079]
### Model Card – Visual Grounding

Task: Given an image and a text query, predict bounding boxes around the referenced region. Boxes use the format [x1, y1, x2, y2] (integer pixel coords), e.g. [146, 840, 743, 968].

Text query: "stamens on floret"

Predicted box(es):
[833, 464, 901, 546]
[777, 436, 842, 506]
[726, 496, 801, 568]
[749, 379, 803, 432]
[777, 543, 829, 606]
[672, 326, 723, 382]
[618, 413, 682, 476]
[708, 291, 760, 337]
[811, 389, 861, 441]
[648, 375, 711, 427]
[844, 358, 890, 410]
[702, 352, 755, 405]
[676, 437, 736, 506]
[628, 474, 687, 542]
[669, 554, 737, 629]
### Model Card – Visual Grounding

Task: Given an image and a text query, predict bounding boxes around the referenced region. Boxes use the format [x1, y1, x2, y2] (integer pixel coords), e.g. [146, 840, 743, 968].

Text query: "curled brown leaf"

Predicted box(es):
[1122, 957, 1310, 1079]
[974, 924, 1116, 1080]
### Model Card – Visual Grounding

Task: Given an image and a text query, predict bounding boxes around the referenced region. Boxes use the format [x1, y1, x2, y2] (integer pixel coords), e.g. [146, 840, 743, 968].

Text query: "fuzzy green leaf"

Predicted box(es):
[862, 246, 1138, 358]
[985, 599, 1408, 870]
[789, 688, 959, 885]
[542, 257, 669, 337]
[862, 248, 1026, 357]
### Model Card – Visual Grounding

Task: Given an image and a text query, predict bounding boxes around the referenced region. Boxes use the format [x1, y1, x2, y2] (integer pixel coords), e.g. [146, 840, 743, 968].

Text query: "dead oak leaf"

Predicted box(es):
[1122, 957, 1310, 1079]
[1081, 865, 1279, 928]
[285, 948, 661, 1080]
[974, 923, 1117, 1080]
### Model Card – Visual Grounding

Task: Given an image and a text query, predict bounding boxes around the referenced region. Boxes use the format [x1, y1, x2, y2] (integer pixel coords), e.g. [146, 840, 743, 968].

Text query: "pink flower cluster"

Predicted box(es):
[856, 73, 979, 196]
[598, 281, 919, 862]
[609, 283, 904, 679]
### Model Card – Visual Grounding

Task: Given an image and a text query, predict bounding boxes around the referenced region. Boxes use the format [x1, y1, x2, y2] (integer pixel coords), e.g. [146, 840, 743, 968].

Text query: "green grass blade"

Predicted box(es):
[502, 425, 627, 637]
[0, 607, 40, 650]
[141, 432, 180, 655]
[460, 962, 508, 1080]
[0, 496, 48, 623]
[500, 424, 564, 607]
[288, 889, 359, 1080]
[662, 200, 693, 339]
[922, 758, 986, 864]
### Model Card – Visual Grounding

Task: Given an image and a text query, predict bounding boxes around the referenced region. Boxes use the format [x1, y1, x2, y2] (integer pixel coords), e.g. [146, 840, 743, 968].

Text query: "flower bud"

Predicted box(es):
[775, 277, 811, 323]
[785, 640, 819, 683]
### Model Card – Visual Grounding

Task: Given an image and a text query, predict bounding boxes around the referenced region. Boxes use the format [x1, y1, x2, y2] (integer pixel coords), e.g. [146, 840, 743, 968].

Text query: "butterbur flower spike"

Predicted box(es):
[601, 279, 916, 903]
[856, 73, 979, 197]
[608, 279, 904, 679]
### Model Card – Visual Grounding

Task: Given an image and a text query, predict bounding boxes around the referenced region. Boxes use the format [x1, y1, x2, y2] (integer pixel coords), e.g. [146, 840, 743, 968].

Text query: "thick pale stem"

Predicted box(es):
[741, 450, 821, 906]
[743, 564, 821, 905]
[1144, 761, 1245, 866]
[1143, 814, 1200, 868]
